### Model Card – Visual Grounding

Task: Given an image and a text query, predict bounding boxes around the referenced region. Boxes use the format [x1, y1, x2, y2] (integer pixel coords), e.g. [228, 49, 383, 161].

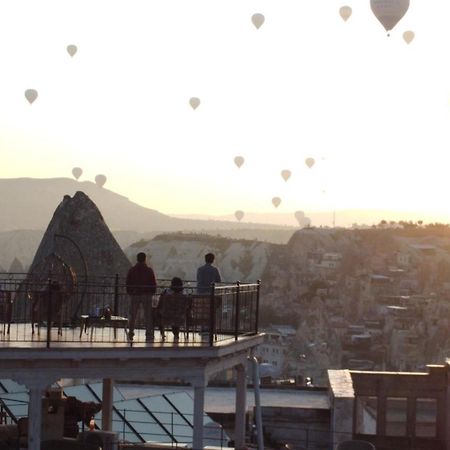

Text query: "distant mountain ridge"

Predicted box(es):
[0, 178, 294, 233]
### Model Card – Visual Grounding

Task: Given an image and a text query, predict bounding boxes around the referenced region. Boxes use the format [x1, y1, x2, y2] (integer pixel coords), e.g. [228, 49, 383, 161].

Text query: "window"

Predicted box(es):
[386, 397, 407, 436]
[355, 396, 377, 435]
[415, 398, 437, 437]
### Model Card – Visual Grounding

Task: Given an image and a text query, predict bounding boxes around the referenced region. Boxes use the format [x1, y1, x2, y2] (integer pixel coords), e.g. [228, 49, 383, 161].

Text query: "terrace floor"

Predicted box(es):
[0, 323, 247, 349]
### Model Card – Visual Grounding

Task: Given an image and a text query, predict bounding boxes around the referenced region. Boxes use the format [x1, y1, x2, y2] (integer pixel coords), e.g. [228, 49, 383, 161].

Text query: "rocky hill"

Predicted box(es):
[124, 233, 285, 283]
[0, 178, 296, 269]
[0, 178, 295, 233]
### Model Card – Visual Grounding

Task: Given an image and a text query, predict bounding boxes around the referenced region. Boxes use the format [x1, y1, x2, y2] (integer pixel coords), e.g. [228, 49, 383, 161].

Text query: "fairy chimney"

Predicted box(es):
[28, 192, 131, 279]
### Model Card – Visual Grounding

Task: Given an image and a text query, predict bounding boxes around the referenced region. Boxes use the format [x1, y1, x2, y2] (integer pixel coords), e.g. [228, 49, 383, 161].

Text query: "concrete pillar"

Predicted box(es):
[14, 376, 55, 450]
[102, 378, 114, 431]
[28, 386, 44, 450]
[446, 364, 450, 450]
[234, 364, 247, 450]
[192, 379, 206, 450]
[327, 370, 354, 449]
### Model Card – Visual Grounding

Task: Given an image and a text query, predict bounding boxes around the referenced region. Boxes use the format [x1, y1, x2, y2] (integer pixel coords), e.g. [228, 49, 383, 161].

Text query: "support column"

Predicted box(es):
[28, 386, 44, 450]
[234, 364, 247, 450]
[102, 378, 114, 431]
[192, 378, 206, 450]
[15, 377, 54, 450]
[249, 355, 264, 450]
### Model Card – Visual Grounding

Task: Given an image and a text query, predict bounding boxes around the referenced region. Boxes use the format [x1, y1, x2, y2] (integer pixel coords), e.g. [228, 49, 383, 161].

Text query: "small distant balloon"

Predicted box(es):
[95, 174, 107, 187]
[339, 6, 352, 21]
[235, 210, 244, 222]
[189, 97, 200, 110]
[305, 158, 315, 169]
[251, 13, 265, 29]
[281, 170, 291, 182]
[272, 197, 281, 208]
[25, 89, 38, 105]
[295, 211, 311, 228]
[370, 0, 409, 32]
[234, 156, 245, 168]
[67, 45, 77, 57]
[403, 30, 414, 44]
[72, 167, 82, 180]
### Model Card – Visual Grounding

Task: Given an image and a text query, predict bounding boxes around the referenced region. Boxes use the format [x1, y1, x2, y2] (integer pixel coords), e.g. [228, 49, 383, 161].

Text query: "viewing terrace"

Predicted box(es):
[0, 273, 264, 450]
[0, 273, 261, 347]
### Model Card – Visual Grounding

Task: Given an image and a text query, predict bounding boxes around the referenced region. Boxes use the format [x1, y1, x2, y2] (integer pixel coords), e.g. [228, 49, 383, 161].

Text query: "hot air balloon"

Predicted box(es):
[294, 210, 305, 223]
[95, 174, 107, 187]
[272, 197, 281, 208]
[235, 210, 244, 222]
[72, 167, 82, 180]
[251, 13, 265, 29]
[25, 89, 38, 105]
[281, 170, 291, 182]
[305, 158, 315, 169]
[189, 97, 200, 110]
[234, 156, 244, 168]
[403, 30, 414, 44]
[339, 6, 352, 21]
[295, 211, 311, 228]
[370, 0, 409, 32]
[67, 45, 77, 57]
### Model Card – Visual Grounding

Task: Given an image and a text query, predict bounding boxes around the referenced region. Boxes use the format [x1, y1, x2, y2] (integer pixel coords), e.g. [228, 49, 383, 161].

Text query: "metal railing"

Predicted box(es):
[1, 390, 446, 450]
[0, 395, 229, 448]
[0, 273, 260, 347]
[113, 408, 228, 448]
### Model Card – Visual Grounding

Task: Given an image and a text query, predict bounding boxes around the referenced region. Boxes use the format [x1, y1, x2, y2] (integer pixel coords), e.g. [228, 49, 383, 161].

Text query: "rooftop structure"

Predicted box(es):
[328, 364, 450, 450]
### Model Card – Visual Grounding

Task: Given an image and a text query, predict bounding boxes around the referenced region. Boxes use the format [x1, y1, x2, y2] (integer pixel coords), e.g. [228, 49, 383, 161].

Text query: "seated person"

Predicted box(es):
[157, 277, 190, 340]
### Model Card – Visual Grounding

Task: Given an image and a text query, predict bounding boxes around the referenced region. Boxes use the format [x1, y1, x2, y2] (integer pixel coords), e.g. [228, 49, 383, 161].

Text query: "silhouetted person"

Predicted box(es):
[196, 253, 221, 294]
[126, 252, 157, 341]
[158, 277, 189, 341]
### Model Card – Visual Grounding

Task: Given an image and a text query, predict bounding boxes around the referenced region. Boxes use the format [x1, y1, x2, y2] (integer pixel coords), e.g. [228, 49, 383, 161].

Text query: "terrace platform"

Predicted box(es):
[0, 277, 263, 450]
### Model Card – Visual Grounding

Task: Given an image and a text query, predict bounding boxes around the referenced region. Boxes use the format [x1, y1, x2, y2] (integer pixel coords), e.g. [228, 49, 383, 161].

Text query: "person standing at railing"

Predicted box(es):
[126, 252, 157, 341]
[196, 253, 221, 294]
[196, 253, 221, 336]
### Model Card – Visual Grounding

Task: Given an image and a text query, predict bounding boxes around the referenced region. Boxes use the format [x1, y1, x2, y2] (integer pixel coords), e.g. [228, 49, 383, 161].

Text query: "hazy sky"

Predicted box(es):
[1, 0, 450, 223]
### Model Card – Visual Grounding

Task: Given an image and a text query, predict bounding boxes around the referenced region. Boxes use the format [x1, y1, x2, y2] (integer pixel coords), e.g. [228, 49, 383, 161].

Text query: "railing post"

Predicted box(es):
[234, 281, 240, 341]
[123, 409, 126, 441]
[209, 283, 215, 346]
[46, 278, 52, 348]
[255, 279, 261, 334]
[114, 273, 119, 316]
[171, 412, 174, 447]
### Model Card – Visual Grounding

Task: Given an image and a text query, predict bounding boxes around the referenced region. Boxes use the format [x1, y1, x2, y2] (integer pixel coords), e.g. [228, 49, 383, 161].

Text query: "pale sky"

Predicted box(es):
[1, 0, 450, 224]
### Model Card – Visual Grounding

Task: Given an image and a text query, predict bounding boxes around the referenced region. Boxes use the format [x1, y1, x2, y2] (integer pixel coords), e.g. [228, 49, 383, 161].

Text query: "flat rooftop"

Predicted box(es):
[117, 384, 330, 414]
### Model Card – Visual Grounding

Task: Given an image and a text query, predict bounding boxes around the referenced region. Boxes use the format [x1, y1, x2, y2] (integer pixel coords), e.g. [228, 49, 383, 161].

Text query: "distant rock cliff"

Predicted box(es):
[124, 233, 284, 283]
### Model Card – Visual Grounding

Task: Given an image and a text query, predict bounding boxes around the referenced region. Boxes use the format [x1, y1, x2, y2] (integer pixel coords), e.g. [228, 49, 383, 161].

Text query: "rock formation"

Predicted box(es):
[29, 192, 131, 280]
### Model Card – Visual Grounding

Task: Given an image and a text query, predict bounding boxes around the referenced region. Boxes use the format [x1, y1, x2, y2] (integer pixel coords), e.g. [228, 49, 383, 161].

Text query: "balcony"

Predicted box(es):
[0, 274, 264, 450]
[0, 274, 260, 347]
